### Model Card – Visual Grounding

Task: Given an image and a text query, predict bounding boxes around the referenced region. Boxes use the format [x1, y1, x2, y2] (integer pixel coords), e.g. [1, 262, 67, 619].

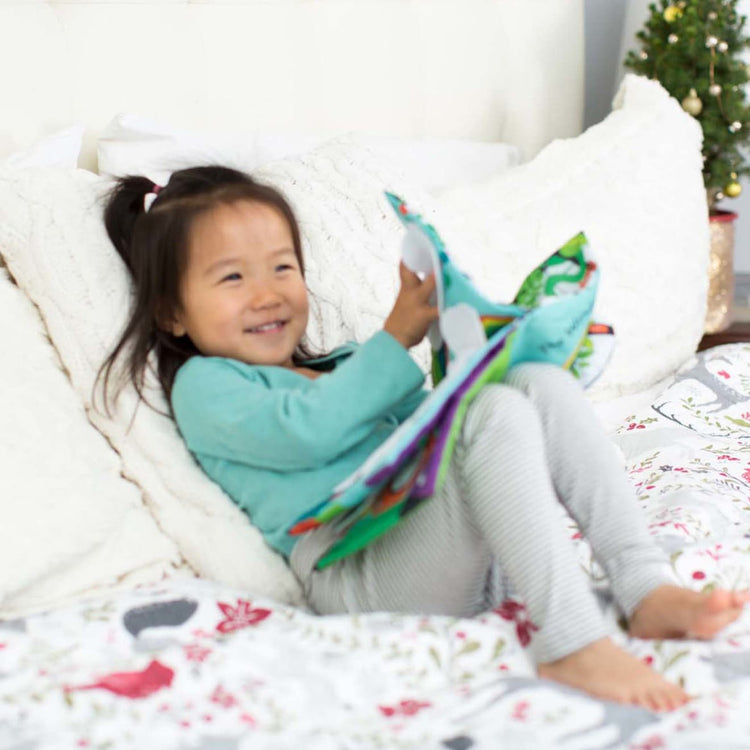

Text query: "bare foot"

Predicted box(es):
[538, 637, 689, 711]
[629, 585, 750, 640]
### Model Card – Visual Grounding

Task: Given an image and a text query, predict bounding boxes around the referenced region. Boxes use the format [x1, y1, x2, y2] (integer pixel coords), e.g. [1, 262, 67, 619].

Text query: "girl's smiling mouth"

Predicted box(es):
[246, 320, 288, 334]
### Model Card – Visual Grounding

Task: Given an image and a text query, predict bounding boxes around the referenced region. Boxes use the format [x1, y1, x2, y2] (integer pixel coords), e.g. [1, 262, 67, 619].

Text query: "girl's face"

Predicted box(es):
[169, 199, 309, 369]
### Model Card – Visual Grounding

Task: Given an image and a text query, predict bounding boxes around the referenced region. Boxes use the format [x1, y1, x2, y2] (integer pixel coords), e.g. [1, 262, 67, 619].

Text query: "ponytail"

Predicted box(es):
[103, 175, 155, 274]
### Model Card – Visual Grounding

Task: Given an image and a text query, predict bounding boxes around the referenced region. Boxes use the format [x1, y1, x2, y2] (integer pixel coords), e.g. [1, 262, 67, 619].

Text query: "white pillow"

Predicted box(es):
[0, 265, 180, 618]
[253, 137, 435, 370]
[0, 138, 438, 606]
[1, 125, 83, 168]
[0, 130, 177, 618]
[97, 112, 520, 193]
[362, 135, 522, 193]
[0, 167, 304, 605]
[0, 127, 84, 273]
[435, 75, 710, 400]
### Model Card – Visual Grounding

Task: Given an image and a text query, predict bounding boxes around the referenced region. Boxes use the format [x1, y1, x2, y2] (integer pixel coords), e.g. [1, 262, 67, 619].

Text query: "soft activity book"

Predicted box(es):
[288, 193, 615, 569]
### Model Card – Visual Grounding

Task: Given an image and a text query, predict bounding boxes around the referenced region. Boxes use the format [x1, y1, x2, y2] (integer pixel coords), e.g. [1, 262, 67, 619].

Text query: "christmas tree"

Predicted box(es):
[624, 0, 750, 211]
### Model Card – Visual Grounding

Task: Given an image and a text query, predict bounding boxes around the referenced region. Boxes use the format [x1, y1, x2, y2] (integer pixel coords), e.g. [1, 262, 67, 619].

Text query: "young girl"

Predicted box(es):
[102, 165, 748, 712]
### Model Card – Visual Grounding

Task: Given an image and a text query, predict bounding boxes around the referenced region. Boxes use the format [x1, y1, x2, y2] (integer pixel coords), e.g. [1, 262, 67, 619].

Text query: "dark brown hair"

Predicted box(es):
[98, 165, 323, 411]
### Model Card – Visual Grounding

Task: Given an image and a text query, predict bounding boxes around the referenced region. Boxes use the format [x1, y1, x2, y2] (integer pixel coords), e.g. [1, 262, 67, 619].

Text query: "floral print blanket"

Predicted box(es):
[4, 344, 750, 750]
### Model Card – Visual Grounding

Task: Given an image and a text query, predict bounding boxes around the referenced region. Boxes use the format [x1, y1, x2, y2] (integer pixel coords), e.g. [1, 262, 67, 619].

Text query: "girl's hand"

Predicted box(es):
[383, 262, 439, 349]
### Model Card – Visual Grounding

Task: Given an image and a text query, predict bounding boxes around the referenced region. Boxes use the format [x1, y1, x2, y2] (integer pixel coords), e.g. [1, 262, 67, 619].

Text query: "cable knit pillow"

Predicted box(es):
[0, 266, 180, 617]
[0, 130, 182, 617]
[0, 166, 304, 604]
[0, 137, 436, 605]
[435, 75, 710, 400]
[252, 137, 434, 372]
[0, 126, 83, 270]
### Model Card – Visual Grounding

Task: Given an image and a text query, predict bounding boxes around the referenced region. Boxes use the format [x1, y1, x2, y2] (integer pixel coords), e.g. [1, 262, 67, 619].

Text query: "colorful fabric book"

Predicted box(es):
[288, 193, 615, 569]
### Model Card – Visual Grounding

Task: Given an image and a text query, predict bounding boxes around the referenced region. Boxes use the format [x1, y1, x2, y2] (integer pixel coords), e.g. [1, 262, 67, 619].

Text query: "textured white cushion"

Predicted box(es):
[435, 75, 710, 400]
[0, 167, 302, 605]
[0, 138, 436, 606]
[1, 125, 83, 169]
[0, 127, 84, 272]
[0, 266, 180, 617]
[97, 113, 521, 193]
[253, 137, 434, 372]
[0, 131, 181, 617]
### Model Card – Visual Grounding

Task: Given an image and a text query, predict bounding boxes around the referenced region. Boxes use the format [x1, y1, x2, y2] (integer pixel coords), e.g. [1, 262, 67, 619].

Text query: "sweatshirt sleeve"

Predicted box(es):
[172, 330, 426, 471]
[390, 386, 430, 424]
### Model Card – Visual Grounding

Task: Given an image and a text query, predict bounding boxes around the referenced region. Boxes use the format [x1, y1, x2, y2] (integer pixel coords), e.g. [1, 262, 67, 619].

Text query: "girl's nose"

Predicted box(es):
[249, 284, 283, 310]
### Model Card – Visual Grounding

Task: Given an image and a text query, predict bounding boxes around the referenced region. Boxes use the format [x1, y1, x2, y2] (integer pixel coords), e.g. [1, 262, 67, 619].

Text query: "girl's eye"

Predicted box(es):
[275, 264, 294, 272]
[220, 272, 242, 282]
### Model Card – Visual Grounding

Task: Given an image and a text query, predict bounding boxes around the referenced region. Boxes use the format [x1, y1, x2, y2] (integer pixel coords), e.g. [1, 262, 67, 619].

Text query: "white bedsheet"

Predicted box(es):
[4, 345, 750, 749]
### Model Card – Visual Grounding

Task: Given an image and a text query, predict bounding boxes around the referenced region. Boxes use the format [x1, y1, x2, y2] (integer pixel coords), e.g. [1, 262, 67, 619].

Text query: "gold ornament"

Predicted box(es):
[725, 181, 742, 197]
[709, 83, 722, 96]
[682, 88, 703, 115]
[664, 5, 683, 22]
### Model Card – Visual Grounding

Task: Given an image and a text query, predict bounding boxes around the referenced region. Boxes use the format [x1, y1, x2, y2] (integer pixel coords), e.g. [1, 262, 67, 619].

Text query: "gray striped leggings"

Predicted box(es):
[290, 363, 672, 663]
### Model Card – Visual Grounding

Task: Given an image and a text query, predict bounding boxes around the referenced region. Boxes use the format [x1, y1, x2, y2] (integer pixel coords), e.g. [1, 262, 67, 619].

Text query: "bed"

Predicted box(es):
[2, 2, 749, 748]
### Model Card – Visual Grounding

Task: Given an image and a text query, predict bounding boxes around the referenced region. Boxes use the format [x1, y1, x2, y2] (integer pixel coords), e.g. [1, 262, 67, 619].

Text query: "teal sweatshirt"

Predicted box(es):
[171, 330, 429, 557]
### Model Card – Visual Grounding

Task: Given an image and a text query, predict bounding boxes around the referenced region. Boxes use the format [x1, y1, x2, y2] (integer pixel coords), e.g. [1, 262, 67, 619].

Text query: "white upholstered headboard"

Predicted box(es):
[0, 0, 584, 171]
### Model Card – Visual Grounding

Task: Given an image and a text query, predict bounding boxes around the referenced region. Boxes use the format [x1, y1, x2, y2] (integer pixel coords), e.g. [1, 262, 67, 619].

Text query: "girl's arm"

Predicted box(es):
[173, 262, 438, 471]
[172, 330, 426, 471]
[391, 386, 430, 424]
